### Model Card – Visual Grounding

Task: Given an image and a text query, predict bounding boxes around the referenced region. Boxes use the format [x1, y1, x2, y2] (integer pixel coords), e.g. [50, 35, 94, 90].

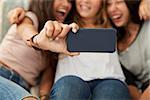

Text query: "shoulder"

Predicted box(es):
[25, 11, 39, 29]
[139, 20, 150, 39]
[142, 20, 150, 30]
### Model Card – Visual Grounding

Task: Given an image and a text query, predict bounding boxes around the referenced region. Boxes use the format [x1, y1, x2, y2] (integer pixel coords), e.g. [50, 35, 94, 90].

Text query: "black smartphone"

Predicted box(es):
[66, 28, 117, 53]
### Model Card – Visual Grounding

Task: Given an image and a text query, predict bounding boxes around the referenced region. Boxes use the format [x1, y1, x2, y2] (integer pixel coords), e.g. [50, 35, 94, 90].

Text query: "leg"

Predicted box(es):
[92, 79, 131, 100]
[0, 76, 31, 100]
[50, 76, 91, 100]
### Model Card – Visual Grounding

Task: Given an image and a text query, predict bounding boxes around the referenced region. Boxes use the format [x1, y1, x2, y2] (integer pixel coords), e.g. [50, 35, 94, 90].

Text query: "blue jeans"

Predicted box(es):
[0, 64, 30, 91]
[50, 76, 131, 100]
[0, 76, 30, 100]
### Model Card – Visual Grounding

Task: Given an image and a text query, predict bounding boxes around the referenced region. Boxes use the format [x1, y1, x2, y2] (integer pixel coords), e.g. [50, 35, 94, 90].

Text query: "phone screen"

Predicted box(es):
[67, 28, 116, 53]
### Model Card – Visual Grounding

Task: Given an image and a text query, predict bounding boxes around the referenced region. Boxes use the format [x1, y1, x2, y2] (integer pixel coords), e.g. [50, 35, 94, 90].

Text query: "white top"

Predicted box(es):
[55, 51, 125, 82]
[119, 20, 150, 83]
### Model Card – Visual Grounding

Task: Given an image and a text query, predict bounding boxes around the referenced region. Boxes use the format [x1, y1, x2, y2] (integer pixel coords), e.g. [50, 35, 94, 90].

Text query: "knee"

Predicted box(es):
[97, 79, 131, 99]
[103, 79, 129, 92]
[50, 76, 90, 99]
[54, 76, 85, 87]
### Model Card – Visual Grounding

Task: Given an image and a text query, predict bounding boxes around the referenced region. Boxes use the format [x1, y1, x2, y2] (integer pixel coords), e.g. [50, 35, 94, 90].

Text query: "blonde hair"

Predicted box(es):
[74, 0, 110, 28]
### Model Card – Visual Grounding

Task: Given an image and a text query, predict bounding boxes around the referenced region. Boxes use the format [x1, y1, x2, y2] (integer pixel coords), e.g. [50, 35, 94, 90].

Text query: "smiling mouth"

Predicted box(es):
[80, 4, 90, 11]
[55, 10, 67, 22]
[111, 15, 122, 23]
[56, 11, 66, 17]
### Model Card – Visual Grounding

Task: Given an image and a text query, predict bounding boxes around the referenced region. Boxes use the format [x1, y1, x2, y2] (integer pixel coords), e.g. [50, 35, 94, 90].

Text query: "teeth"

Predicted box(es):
[58, 9, 66, 13]
[112, 15, 120, 19]
[81, 5, 89, 10]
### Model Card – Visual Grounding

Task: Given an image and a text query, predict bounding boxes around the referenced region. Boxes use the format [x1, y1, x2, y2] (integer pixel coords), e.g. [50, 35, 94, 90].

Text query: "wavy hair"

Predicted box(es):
[74, 0, 110, 28]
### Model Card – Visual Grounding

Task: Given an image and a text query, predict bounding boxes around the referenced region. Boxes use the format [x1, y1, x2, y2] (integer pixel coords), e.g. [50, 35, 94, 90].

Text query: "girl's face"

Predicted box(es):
[53, 0, 72, 22]
[76, 0, 102, 19]
[106, 0, 130, 27]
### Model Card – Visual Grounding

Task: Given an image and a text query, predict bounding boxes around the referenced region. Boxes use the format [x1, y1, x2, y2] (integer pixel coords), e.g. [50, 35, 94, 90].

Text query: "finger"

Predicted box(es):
[7, 10, 16, 24]
[52, 21, 62, 39]
[57, 24, 71, 39]
[140, 8, 146, 20]
[142, 6, 149, 20]
[18, 10, 25, 23]
[11, 15, 19, 24]
[8, 13, 18, 24]
[138, 8, 142, 20]
[141, 6, 150, 20]
[64, 51, 80, 56]
[69, 23, 79, 33]
[144, 7, 150, 20]
[44, 21, 54, 38]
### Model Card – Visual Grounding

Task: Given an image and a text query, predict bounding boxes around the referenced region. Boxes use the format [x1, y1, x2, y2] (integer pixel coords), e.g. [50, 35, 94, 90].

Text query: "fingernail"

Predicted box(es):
[49, 38, 53, 41]
[55, 37, 59, 41]
[72, 28, 77, 33]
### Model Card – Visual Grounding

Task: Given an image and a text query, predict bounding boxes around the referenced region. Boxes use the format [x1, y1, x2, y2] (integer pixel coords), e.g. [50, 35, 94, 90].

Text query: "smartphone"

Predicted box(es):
[66, 28, 117, 53]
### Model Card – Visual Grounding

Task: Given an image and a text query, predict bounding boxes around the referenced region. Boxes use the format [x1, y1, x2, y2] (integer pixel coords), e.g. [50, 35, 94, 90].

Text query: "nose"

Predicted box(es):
[82, 0, 90, 3]
[109, 3, 117, 13]
[62, 0, 71, 8]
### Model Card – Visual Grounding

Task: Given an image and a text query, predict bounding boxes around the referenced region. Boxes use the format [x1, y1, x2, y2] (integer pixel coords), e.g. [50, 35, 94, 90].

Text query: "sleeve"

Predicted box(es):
[25, 11, 39, 30]
[144, 20, 150, 81]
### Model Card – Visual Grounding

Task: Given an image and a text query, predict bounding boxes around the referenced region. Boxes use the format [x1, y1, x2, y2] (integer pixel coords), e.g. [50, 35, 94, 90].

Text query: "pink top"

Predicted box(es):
[0, 12, 49, 85]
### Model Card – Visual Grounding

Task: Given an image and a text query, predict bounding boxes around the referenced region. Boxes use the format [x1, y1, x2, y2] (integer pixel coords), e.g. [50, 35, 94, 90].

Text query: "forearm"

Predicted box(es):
[17, 17, 38, 47]
[39, 60, 55, 99]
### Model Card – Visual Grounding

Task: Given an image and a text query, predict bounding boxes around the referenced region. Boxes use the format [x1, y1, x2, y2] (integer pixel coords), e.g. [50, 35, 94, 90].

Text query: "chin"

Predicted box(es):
[114, 23, 123, 27]
[57, 19, 65, 23]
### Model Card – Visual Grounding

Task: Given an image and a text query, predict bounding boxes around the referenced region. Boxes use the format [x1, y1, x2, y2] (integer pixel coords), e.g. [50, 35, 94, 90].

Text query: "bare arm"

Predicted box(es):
[14, 10, 79, 55]
[17, 17, 38, 47]
[39, 53, 56, 100]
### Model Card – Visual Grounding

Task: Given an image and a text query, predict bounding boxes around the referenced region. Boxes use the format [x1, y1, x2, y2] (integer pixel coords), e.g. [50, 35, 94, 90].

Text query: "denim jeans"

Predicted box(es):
[50, 76, 131, 100]
[0, 64, 30, 91]
[0, 76, 30, 100]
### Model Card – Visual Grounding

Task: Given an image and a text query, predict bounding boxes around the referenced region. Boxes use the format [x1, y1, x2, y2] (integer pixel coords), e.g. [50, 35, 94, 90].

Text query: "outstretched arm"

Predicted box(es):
[16, 11, 79, 56]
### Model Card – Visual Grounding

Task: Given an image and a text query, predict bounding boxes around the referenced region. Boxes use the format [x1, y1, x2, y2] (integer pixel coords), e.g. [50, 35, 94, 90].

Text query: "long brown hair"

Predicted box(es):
[28, 0, 75, 31]
[105, 0, 143, 42]
[28, 0, 54, 32]
[28, 0, 75, 60]
[74, 0, 110, 28]
[118, 0, 143, 42]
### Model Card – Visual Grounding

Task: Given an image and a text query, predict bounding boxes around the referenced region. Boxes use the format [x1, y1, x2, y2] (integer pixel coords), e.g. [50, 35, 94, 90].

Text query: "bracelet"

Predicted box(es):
[30, 34, 42, 51]
[22, 95, 38, 100]
[39, 94, 49, 100]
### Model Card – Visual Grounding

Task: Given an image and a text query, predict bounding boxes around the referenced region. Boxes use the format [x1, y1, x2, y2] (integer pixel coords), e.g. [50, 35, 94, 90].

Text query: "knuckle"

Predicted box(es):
[55, 27, 61, 33]
[63, 24, 70, 29]
[45, 20, 52, 25]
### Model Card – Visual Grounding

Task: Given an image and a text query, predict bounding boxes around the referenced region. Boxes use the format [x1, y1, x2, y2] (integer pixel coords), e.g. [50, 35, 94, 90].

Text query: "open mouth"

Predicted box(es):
[55, 9, 67, 22]
[111, 14, 122, 23]
[57, 9, 66, 16]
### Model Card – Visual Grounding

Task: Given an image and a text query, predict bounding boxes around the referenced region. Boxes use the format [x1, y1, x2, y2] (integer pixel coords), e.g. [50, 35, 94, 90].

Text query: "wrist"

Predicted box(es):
[30, 34, 42, 51]
[31, 34, 38, 45]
